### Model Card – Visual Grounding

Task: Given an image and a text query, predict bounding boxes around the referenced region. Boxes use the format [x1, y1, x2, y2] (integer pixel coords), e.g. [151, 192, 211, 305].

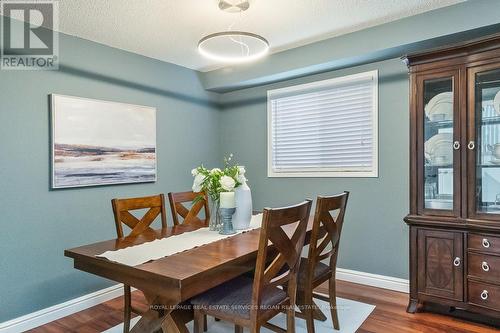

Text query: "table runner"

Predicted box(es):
[97, 214, 263, 266]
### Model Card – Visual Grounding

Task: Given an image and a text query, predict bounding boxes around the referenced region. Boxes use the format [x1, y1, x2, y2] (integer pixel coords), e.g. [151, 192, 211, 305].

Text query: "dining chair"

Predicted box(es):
[111, 194, 168, 333]
[168, 191, 210, 226]
[296, 192, 349, 333]
[191, 199, 313, 333]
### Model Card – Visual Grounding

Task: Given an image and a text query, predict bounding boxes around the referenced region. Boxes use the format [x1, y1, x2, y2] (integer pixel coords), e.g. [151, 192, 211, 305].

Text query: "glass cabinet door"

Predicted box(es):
[470, 65, 500, 218]
[419, 71, 460, 216]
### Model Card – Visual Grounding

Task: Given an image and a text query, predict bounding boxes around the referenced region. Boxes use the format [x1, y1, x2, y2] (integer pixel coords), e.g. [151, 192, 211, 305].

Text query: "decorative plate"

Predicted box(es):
[494, 90, 500, 116]
[425, 92, 453, 121]
[425, 133, 453, 166]
[491, 156, 500, 165]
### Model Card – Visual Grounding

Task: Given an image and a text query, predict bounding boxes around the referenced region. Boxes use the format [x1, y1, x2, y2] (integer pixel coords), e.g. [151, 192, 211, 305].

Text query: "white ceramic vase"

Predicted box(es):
[232, 180, 252, 230]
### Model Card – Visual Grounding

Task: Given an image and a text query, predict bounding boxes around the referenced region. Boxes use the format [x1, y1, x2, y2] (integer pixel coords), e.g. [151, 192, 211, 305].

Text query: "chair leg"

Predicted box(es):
[328, 277, 340, 330]
[194, 308, 205, 333]
[250, 324, 260, 333]
[286, 305, 295, 333]
[123, 285, 132, 333]
[235, 324, 244, 333]
[204, 314, 208, 332]
[303, 290, 315, 333]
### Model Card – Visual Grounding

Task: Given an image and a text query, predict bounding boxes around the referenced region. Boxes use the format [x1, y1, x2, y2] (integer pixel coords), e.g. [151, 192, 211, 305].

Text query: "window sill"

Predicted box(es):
[268, 171, 379, 178]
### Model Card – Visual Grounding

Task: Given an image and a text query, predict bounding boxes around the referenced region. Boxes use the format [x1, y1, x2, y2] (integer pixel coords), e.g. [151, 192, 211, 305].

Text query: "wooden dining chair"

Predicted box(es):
[191, 199, 313, 333]
[112, 194, 168, 238]
[295, 192, 349, 333]
[111, 194, 168, 333]
[168, 191, 210, 226]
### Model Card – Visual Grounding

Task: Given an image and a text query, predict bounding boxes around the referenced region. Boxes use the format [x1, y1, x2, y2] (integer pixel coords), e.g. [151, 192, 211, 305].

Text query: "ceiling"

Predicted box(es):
[53, 0, 464, 72]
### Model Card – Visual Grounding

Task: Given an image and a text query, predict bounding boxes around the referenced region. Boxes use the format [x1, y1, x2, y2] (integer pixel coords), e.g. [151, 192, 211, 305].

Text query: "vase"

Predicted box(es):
[209, 197, 221, 231]
[232, 180, 253, 230]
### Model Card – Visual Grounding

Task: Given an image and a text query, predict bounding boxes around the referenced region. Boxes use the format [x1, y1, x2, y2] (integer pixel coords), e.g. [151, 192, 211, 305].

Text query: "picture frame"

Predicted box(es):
[50, 94, 157, 189]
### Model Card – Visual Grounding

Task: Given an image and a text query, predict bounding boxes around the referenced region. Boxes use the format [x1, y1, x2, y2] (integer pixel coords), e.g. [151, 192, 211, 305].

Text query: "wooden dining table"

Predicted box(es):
[65, 217, 316, 333]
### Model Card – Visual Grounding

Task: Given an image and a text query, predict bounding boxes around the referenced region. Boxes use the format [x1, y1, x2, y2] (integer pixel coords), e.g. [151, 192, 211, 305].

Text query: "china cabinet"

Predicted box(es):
[404, 34, 500, 320]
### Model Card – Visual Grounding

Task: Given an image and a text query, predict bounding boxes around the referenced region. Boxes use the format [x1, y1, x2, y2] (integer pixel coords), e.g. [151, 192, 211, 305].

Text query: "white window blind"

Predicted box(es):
[268, 70, 378, 177]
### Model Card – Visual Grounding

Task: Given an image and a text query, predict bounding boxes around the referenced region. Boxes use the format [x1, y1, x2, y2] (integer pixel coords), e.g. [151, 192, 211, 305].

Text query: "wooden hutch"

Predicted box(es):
[404, 34, 500, 320]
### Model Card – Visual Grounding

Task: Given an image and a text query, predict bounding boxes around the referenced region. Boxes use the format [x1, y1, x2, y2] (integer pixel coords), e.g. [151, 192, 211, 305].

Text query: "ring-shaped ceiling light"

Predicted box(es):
[198, 31, 269, 63]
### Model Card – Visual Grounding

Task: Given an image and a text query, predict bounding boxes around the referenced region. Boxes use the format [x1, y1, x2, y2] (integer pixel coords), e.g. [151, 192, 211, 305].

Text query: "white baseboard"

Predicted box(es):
[0, 269, 408, 332]
[336, 268, 409, 293]
[0, 284, 125, 333]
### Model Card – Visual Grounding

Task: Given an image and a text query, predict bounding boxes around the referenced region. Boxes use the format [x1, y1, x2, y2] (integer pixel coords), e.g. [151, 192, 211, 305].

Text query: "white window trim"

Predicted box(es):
[267, 70, 379, 178]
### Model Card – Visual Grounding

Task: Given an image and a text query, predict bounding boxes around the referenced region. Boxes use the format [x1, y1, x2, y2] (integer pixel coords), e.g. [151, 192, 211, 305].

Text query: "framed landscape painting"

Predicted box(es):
[51, 94, 157, 188]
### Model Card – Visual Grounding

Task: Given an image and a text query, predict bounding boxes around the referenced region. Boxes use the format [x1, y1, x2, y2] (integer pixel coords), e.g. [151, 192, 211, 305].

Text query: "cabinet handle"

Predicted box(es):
[483, 238, 491, 248]
[481, 290, 489, 300]
[482, 261, 490, 272]
[468, 141, 475, 150]
[453, 257, 461, 267]
[453, 141, 460, 150]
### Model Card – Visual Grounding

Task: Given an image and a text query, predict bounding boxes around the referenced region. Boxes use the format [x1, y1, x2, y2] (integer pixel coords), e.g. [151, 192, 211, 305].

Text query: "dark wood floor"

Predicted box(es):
[29, 280, 500, 333]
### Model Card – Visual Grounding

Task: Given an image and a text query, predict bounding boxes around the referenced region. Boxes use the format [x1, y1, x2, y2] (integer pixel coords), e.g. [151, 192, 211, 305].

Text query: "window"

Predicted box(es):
[268, 70, 378, 177]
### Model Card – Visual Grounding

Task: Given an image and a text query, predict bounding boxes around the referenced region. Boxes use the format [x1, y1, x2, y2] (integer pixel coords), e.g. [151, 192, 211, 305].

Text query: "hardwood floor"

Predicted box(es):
[28, 281, 499, 333]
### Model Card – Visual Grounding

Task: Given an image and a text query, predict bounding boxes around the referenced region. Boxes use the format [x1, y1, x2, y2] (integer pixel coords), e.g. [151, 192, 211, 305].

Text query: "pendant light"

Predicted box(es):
[198, 0, 269, 63]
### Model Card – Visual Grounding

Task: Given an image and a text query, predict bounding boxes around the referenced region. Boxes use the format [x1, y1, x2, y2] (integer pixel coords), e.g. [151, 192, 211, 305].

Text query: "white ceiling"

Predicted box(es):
[54, 0, 464, 72]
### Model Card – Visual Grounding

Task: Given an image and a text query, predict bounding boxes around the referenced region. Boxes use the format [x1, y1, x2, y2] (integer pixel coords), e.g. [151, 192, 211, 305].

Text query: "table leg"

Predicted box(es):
[162, 313, 190, 333]
[130, 295, 189, 333]
[129, 305, 170, 333]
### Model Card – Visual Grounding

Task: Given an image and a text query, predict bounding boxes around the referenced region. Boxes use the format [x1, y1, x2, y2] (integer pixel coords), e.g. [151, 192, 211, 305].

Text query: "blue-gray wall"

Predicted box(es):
[2, 1, 500, 325]
[0, 33, 220, 322]
[219, 58, 410, 279]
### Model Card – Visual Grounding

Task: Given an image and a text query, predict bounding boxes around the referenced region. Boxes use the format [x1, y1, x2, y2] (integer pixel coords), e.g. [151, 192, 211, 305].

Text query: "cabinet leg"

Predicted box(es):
[406, 299, 419, 313]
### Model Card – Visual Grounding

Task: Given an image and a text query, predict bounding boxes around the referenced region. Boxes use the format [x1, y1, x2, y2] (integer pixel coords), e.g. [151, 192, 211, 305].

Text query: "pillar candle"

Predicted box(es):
[220, 192, 235, 208]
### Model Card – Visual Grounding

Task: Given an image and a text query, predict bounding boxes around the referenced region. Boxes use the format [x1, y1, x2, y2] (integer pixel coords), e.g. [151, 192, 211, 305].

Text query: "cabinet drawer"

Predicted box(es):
[469, 234, 500, 255]
[468, 253, 500, 283]
[469, 280, 500, 311]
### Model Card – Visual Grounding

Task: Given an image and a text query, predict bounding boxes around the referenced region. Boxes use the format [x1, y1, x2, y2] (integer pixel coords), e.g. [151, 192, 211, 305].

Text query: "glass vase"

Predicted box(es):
[209, 197, 221, 231]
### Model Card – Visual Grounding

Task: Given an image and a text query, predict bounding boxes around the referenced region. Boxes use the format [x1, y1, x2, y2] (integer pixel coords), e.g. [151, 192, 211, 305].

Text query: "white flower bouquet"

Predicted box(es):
[191, 154, 247, 202]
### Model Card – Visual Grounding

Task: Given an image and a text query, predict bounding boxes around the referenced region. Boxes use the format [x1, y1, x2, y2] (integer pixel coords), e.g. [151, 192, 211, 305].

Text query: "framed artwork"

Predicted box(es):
[51, 94, 157, 188]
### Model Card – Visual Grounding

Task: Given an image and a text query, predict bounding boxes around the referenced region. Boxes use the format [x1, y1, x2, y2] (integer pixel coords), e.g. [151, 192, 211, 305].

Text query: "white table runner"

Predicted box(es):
[97, 214, 263, 266]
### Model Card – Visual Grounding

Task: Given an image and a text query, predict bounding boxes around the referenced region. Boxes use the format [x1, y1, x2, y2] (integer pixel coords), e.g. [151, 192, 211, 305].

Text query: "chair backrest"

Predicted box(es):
[111, 194, 167, 238]
[168, 191, 210, 226]
[307, 192, 349, 277]
[251, 199, 313, 320]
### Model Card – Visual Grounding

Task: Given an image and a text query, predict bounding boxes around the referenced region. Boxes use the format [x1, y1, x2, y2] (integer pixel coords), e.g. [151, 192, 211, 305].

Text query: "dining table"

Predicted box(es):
[64, 216, 317, 333]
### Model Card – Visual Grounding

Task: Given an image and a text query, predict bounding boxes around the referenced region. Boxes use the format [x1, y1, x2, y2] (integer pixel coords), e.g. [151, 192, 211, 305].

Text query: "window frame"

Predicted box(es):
[267, 70, 379, 178]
